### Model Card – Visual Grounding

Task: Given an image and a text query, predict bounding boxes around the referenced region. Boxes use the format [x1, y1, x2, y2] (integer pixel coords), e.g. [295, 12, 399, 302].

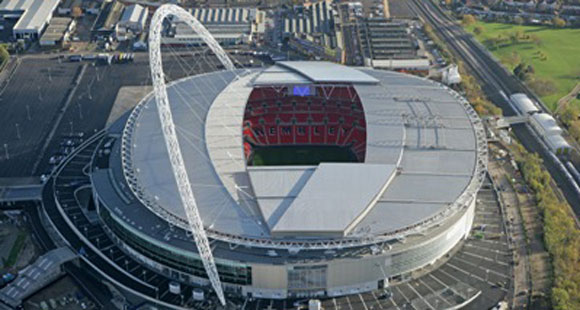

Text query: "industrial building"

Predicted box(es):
[358, 18, 418, 64]
[116, 4, 149, 41]
[283, 0, 339, 50]
[39, 17, 75, 47]
[0, 0, 61, 40]
[118, 4, 148, 34]
[162, 7, 263, 46]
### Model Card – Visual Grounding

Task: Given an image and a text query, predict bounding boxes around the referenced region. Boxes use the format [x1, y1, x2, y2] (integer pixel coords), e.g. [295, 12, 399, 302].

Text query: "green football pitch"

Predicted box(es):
[250, 145, 358, 166]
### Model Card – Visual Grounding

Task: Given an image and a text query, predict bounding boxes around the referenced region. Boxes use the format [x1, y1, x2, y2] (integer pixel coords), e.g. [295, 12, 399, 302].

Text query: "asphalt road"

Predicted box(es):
[0, 59, 82, 177]
[407, 0, 580, 215]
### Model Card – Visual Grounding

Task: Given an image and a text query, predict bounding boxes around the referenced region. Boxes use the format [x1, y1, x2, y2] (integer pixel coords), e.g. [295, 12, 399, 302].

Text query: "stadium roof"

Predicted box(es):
[271, 163, 396, 237]
[116, 62, 482, 241]
[276, 61, 379, 84]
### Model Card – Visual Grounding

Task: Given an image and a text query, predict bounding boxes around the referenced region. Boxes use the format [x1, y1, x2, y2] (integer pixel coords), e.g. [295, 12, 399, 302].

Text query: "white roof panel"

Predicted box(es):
[248, 166, 315, 198]
[277, 61, 379, 84]
[380, 174, 470, 203]
[352, 201, 448, 235]
[272, 163, 397, 236]
[0, 0, 60, 33]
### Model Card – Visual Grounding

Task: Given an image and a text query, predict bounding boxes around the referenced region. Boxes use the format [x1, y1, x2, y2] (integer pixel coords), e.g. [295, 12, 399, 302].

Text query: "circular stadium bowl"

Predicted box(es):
[92, 61, 486, 299]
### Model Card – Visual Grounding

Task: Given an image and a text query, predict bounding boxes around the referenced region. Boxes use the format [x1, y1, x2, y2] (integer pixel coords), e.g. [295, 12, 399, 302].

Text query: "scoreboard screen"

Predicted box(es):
[292, 85, 313, 96]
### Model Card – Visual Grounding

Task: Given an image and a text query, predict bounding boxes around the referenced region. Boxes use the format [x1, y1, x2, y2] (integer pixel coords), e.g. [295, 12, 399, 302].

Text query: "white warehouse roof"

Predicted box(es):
[119, 4, 147, 25]
[0, 0, 60, 35]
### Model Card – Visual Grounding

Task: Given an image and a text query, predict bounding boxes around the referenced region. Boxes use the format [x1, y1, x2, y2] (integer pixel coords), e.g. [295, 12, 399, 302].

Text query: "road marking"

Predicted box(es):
[418, 278, 452, 306]
[394, 286, 418, 310]
[433, 270, 469, 299]
[461, 250, 509, 266]
[407, 282, 434, 310]
[471, 238, 508, 246]
[333, 297, 339, 310]
[389, 297, 401, 310]
[358, 294, 369, 310]
[452, 256, 509, 278]
[370, 290, 385, 309]
[464, 243, 510, 256]
[345, 295, 354, 310]
[445, 263, 508, 292]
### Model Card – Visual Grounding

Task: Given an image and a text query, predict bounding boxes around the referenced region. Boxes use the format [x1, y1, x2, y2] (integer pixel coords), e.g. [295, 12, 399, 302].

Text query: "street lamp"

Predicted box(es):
[78, 102, 83, 120]
[15, 123, 20, 140]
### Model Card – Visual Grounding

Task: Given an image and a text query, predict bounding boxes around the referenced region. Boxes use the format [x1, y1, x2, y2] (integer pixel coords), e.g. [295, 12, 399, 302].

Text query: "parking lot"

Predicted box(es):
[0, 52, 262, 179]
[0, 58, 81, 177]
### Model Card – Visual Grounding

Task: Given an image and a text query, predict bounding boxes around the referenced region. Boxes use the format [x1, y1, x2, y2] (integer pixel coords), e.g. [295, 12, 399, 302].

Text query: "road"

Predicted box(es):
[407, 0, 580, 215]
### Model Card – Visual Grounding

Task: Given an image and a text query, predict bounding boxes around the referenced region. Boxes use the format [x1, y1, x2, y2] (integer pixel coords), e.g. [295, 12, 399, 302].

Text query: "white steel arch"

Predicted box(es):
[149, 4, 234, 306]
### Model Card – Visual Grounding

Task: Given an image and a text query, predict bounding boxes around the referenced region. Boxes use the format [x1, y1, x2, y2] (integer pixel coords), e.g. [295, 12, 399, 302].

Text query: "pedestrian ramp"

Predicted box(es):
[0, 247, 77, 308]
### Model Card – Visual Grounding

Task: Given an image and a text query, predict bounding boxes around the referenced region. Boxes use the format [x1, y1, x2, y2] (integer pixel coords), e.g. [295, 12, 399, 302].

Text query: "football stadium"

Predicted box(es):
[36, 5, 489, 307]
[85, 60, 487, 302]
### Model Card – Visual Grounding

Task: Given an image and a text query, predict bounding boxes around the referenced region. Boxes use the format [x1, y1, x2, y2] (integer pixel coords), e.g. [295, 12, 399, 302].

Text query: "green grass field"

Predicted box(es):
[464, 22, 580, 111]
[251, 145, 358, 166]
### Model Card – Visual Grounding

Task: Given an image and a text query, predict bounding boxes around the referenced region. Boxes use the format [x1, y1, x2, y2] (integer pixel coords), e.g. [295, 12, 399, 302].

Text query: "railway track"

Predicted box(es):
[407, 0, 580, 213]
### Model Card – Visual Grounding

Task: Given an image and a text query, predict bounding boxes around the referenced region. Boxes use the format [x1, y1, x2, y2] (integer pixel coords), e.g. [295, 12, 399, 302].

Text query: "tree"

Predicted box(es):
[552, 287, 571, 310]
[514, 15, 524, 25]
[568, 121, 580, 141]
[473, 26, 483, 35]
[513, 63, 526, 79]
[510, 51, 521, 65]
[0, 45, 9, 67]
[462, 14, 476, 26]
[553, 17, 566, 28]
[531, 34, 543, 47]
[560, 105, 580, 124]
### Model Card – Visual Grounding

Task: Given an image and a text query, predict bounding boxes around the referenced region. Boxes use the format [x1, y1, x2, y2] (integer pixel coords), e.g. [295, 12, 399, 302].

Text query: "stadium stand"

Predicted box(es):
[243, 85, 367, 163]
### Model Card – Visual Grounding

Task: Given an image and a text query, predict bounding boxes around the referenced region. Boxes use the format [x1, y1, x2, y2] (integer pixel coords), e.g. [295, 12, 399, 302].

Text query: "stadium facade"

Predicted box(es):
[89, 60, 487, 300]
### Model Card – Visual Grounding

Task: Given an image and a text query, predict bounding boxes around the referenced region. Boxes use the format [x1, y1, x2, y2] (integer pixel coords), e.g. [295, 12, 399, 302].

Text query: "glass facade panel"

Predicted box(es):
[287, 265, 327, 290]
[99, 207, 252, 285]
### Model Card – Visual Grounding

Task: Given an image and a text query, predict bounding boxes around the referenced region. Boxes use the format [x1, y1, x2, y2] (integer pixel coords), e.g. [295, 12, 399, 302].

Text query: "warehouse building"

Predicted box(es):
[359, 18, 417, 62]
[0, 0, 61, 40]
[163, 7, 263, 46]
[39, 17, 75, 47]
[283, 0, 339, 49]
[117, 4, 148, 34]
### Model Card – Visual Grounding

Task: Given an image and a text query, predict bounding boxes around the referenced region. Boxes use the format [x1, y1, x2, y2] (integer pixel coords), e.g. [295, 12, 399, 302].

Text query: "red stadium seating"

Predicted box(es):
[243, 85, 367, 162]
